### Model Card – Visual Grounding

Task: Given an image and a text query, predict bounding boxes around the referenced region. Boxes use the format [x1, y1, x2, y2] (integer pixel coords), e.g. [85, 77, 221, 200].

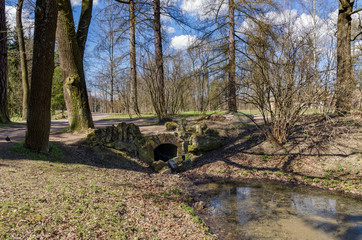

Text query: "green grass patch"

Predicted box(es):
[102, 113, 156, 120]
[174, 111, 223, 118]
[180, 203, 210, 234]
[237, 109, 261, 115]
[11, 141, 64, 162]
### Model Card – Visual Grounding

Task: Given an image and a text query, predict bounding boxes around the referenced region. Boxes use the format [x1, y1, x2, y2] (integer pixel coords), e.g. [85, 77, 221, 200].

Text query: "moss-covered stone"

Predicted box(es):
[205, 128, 219, 136]
[138, 144, 154, 164]
[86, 121, 224, 172]
[188, 144, 198, 153]
[151, 160, 168, 172]
[165, 121, 178, 131]
[189, 133, 224, 152]
[177, 118, 187, 131]
[195, 123, 208, 134]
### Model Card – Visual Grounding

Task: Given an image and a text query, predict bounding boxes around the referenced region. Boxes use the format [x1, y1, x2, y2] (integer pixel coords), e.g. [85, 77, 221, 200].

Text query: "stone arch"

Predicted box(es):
[155, 133, 185, 157]
[154, 144, 178, 161]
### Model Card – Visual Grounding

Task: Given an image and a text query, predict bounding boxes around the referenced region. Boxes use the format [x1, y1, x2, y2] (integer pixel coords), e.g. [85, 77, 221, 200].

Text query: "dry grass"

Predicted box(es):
[183, 114, 362, 197]
[1, 113, 360, 239]
[0, 143, 212, 239]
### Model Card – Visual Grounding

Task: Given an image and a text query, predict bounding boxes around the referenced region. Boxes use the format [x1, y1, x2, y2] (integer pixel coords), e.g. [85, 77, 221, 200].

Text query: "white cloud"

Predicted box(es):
[181, 0, 204, 13]
[170, 35, 197, 50]
[5, 6, 34, 36]
[167, 26, 175, 34]
[181, 0, 227, 20]
[240, 9, 338, 51]
[71, 0, 99, 6]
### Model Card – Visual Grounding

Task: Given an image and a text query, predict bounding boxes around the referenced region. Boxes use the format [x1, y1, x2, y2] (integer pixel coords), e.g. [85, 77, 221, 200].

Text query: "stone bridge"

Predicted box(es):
[86, 121, 223, 172]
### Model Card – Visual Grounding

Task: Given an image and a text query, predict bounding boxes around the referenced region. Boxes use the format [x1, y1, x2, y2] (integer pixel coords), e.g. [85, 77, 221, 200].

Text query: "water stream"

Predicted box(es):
[199, 182, 362, 240]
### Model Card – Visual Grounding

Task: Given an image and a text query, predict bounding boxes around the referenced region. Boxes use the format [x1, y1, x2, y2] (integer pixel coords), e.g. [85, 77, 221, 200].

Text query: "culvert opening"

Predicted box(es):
[154, 144, 178, 161]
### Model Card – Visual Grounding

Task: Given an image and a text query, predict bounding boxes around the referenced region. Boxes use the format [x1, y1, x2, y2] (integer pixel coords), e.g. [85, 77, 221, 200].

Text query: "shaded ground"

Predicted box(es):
[0, 114, 212, 239]
[184, 114, 361, 197]
[0, 113, 361, 239]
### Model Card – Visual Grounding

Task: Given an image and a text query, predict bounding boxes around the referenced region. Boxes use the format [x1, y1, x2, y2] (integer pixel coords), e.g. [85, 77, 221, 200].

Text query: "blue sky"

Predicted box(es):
[5, 0, 359, 51]
[4, 0, 361, 96]
[4, 0, 361, 71]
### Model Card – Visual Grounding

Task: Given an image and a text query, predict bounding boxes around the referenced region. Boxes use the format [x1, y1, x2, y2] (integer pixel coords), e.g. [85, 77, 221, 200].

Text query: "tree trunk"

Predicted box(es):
[24, 0, 58, 152]
[110, 59, 114, 113]
[335, 0, 355, 114]
[16, 0, 30, 120]
[0, 1, 9, 123]
[129, 0, 140, 116]
[56, 0, 94, 131]
[76, 0, 93, 61]
[228, 0, 237, 113]
[153, 0, 167, 122]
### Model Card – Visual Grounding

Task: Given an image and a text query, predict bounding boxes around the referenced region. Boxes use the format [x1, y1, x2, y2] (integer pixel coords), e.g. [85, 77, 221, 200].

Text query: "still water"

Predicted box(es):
[199, 182, 362, 240]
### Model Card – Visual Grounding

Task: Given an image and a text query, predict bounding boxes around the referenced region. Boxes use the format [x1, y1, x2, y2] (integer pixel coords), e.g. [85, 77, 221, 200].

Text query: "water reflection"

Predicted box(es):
[291, 193, 337, 218]
[202, 183, 362, 240]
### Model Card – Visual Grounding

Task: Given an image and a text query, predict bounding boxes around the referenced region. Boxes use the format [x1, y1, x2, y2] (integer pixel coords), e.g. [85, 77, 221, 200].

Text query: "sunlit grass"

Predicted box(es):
[0, 151, 212, 239]
[100, 108, 331, 121]
[237, 109, 261, 115]
[11, 141, 64, 162]
[103, 113, 156, 120]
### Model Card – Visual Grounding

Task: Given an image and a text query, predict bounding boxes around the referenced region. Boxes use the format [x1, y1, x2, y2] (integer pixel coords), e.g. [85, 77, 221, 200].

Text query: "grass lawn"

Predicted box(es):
[0, 143, 212, 239]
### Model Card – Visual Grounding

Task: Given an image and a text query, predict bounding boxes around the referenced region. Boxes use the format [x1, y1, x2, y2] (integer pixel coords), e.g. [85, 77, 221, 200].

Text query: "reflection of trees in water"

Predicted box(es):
[208, 187, 256, 224]
[207, 184, 362, 240]
[291, 193, 362, 239]
[291, 193, 337, 218]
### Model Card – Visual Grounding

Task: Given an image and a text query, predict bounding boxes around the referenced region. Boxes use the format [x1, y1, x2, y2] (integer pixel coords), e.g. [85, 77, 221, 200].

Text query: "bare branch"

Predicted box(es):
[114, 0, 130, 4]
[351, 8, 362, 15]
[352, 30, 362, 41]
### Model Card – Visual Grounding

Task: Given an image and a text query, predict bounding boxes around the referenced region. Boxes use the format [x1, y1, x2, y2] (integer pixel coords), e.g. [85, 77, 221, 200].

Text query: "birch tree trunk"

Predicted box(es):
[24, 0, 58, 152]
[0, 1, 9, 123]
[16, 0, 30, 120]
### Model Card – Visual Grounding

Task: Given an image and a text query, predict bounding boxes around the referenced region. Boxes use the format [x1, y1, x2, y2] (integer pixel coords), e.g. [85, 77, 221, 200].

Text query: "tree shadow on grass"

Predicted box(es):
[0, 140, 152, 173]
[185, 115, 361, 183]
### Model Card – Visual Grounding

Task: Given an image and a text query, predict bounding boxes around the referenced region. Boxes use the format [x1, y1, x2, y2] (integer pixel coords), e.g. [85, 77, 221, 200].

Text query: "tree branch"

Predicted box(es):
[76, 0, 93, 60]
[352, 30, 362, 41]
[351, 8, 362, 15]
[115, 0, 130, 4]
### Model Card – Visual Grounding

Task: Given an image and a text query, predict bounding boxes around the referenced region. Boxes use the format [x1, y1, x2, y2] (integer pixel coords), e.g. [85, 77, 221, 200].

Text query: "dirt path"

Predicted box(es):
[0, 113, 105, 143]
[0, 113, 167, 146]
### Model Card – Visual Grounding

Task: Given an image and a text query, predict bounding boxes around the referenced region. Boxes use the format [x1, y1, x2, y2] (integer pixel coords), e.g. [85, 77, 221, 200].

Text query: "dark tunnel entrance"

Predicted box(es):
[154, 144, 178, 161]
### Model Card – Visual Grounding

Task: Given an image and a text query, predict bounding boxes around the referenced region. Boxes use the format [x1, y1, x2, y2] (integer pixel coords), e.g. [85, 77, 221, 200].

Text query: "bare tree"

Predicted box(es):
[16, 0, 30, 120]
[95, 7, 118, 113]
[241, 12, 324, 146]
[187, 43, 214, 112]
[164, 53, 189, 115]
[129, 0, 141, 115]
[0, 0, 9, 123]
[56, 0, 94, 131]
[24, 0, 58, 152]
[228, 0, 237, 113]
[115, 0, 141, 116]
